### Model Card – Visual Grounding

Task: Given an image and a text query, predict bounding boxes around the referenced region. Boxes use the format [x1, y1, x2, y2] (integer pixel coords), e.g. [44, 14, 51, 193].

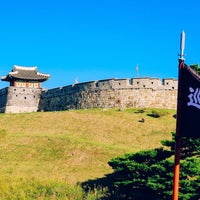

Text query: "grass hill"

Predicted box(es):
[0, 108, 176, 199]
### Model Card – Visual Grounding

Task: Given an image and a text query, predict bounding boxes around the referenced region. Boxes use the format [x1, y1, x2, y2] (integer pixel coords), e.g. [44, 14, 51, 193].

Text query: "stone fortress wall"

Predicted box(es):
[38, 77, 178, 112]
[0, 77, 178, 113]
[0, 87, 42, 113]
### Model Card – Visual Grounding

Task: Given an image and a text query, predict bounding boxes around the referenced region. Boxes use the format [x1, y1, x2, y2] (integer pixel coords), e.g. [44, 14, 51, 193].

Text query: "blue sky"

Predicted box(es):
[0, 0, 200, 89]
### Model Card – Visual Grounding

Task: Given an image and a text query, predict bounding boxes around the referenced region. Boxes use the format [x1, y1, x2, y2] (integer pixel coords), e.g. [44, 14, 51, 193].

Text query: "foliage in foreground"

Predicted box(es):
[190, 64, 200, 74]
[108, 133, 200, 199]
[0, 177, 106, 200]
[83, 133, 200, 200]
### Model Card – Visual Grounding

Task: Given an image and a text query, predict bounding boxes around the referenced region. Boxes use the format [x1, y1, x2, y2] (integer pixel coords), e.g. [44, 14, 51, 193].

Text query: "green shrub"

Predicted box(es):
[151, 110, 169, 118]
[107, 134, 200, 200]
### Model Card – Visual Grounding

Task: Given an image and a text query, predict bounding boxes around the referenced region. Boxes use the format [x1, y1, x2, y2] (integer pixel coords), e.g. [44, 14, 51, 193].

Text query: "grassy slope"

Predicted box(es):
[0, 108, 176, 184]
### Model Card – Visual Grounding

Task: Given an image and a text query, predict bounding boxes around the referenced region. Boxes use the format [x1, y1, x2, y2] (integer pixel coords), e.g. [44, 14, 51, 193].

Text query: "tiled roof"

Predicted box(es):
[1, 65, 50, 82]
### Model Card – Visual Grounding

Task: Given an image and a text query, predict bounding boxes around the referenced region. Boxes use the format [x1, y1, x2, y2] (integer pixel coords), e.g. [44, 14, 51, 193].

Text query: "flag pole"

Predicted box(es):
[173, 30, 185, 200]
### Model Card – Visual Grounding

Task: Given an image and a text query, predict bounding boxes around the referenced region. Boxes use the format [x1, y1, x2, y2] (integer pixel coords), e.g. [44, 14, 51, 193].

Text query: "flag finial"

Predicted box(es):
[179, 30, 185, 60]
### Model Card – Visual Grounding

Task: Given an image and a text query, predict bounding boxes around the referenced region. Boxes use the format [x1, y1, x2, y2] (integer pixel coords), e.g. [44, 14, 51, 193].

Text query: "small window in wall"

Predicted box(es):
[16, 95, 18, 97]
[23, 89, 25, 92]
[143, 85, 145, 87]
[29, 83, 34, 88]
[166, 82, 169, 85]
[119, 83, 121, 85]
[172, 87, 174, 89]
[17, 82, 21, 87]
[151, 82, 154, 84]
[24, 97, 27, 99]
[33, 95, 35, 98]
[34, 83, 39, 88]
[137, 82, 139, 84]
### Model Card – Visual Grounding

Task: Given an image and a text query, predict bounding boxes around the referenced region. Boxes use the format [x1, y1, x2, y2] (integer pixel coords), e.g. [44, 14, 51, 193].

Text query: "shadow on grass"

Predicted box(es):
[146, 113, 160, 118]
[81, 172, 161, 200]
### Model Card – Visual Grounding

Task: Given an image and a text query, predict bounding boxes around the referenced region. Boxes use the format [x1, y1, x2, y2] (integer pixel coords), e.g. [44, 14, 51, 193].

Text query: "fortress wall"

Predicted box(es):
[132, 78, 162, 89]
[39, 85, 177, 112]
[0, 87, 9, 113]
[1, 87, 42, 113]
[131, 78, 178, 90]
[0, 77, 178, 113]
[95, 79, 114, 89]
[109, 79, 131, 88]
[163, 78, 178, 89]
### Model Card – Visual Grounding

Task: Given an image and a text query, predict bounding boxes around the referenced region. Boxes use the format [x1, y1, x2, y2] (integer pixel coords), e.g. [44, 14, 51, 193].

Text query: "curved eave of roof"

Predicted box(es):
[1, 76, 9, 81]
[1, 74, 50, 82]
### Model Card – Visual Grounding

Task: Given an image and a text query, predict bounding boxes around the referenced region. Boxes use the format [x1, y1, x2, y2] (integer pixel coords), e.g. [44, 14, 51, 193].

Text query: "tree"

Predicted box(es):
[108, 133, 200, 200]
[190, 64, 200, 75]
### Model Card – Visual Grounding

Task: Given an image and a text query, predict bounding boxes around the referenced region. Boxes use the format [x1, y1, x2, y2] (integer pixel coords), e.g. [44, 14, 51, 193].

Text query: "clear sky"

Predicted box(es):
[0, 0, 199, 89]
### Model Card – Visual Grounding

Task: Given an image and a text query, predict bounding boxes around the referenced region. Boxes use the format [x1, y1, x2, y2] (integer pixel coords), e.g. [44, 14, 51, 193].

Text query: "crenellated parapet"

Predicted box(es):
[0, 76, 178, 113]
[42, 77, 178, 95]
[38, 77, 178, 112]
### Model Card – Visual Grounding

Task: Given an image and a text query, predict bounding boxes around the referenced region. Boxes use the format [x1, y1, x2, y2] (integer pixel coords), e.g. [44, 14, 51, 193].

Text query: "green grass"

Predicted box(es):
[0, 177, 106, 200]
[0, 108, 176, 199]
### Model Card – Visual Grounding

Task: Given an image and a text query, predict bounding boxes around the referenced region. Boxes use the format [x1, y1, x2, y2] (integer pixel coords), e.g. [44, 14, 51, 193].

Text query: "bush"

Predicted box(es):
[107, 134, 200, 200]
[151, 110, 169, 118]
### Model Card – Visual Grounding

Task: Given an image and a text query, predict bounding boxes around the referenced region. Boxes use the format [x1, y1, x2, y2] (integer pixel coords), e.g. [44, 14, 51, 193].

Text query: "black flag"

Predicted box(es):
[177, 62, 200, 137]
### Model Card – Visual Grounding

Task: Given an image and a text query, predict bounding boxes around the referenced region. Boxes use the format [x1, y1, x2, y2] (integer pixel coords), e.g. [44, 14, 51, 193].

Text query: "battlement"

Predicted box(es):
[38, 77, 177, 112]
[42, 77, 177, 96]
[0, 76, 178, 113]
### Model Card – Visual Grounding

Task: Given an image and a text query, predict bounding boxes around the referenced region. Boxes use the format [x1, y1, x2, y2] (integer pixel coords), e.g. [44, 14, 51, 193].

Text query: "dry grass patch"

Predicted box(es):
[0, 108, 176, 184]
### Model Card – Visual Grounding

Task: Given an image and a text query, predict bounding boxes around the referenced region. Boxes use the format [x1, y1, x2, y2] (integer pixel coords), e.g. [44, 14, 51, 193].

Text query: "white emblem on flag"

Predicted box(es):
[187, 87, 200, 109]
